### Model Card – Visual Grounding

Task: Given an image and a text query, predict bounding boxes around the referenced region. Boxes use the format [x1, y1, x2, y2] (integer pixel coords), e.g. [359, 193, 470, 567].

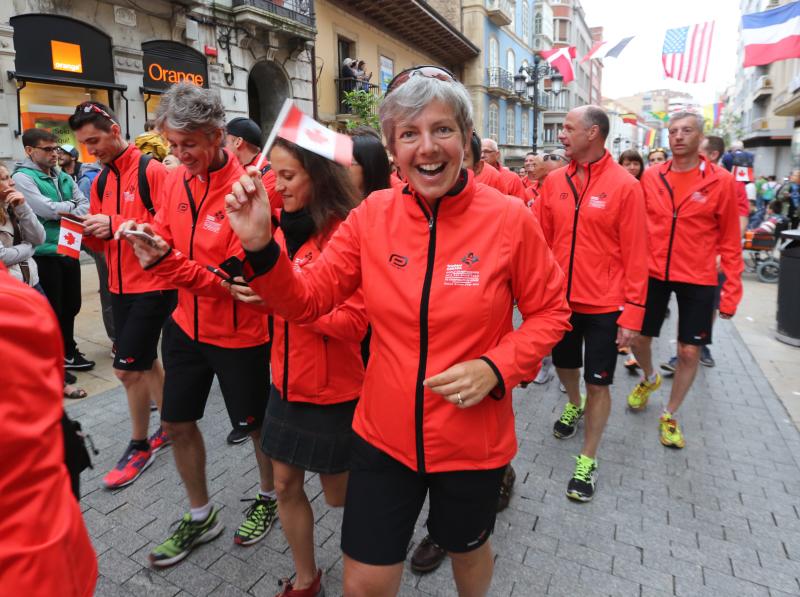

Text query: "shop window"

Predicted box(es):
[20, 81, 109, 163]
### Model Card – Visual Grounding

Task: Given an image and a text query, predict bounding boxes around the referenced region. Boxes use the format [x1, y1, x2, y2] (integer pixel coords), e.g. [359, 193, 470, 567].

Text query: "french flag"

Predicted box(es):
[742, 1, 800, 68]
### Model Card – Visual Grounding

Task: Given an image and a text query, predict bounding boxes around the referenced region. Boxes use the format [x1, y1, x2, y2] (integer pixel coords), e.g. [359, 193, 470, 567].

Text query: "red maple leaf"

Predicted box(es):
[64, 232, 76, 246]
[305, 127, 329, 145]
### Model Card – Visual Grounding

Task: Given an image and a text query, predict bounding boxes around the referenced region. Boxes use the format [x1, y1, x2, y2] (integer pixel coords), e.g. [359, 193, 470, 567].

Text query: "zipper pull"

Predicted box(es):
[428, 217, 434, 230]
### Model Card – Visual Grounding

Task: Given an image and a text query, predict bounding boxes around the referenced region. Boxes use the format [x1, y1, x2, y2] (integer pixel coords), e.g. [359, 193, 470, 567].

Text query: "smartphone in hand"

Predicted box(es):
[123, 229, 158, 247]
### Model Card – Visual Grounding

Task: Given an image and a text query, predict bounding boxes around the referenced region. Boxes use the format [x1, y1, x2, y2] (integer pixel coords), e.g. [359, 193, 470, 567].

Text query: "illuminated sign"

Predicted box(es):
[142, 41, 209, 92]
[147, 62, 204, 87]
[51, 40, 83, 73]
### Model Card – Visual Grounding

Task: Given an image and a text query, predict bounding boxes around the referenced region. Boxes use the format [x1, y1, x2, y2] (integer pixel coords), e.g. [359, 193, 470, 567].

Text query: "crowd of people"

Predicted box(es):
[2, 67, 751, 597]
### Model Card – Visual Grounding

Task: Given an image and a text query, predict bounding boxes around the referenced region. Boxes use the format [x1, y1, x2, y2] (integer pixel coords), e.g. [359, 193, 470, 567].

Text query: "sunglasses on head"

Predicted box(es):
[386, 65, 456, 95]
[75, 102, 118, 126]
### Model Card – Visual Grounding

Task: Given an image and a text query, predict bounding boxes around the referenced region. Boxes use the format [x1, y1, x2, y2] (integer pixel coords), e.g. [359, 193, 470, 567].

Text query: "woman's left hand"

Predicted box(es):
[424, 359, 498, 409]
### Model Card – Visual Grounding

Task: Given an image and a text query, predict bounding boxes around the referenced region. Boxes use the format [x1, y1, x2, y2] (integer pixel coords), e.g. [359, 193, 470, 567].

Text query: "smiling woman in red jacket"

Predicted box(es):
[225, 68, 571, 596]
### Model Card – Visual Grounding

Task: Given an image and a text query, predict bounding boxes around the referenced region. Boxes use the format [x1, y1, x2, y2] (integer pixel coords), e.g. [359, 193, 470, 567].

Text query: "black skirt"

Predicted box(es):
[261, 384, 358, 474]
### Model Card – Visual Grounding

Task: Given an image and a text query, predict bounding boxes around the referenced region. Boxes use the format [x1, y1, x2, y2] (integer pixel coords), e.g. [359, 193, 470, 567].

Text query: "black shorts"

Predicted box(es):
[341, 435, 506, 565]
[110, 290, 176, 371]
[161, 318, 269, 431]
[551, 311, 620, 385]
[640, 277, 716, 345]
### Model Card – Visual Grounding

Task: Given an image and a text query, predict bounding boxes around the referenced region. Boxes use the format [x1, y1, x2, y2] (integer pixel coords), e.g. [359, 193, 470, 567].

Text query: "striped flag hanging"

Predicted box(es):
[662, 21, 715, 83]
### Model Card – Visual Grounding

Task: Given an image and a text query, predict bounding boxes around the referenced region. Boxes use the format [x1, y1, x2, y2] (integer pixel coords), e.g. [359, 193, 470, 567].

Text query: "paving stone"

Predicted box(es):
[97, 547, 141, 585]
[163, 561, 224, 597]
[732, 558, 800, 595]
[122, 568, 181, 597]
[703, 567, 771, 597]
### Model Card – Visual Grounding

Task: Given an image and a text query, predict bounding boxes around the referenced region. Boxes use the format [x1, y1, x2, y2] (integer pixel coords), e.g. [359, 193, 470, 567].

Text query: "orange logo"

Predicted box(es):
[51, 40, 83, 73]
[147, 63, 204, 86]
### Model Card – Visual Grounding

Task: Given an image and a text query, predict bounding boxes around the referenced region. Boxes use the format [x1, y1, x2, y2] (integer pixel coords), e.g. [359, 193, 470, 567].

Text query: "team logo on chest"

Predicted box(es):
[202, 213, 222, 233]
[445, 252, 481, 287]
[123, 183, 136, 203]
[293, 251, 314, 271]
[690, 191, 707, 203]
[588, 192, 607, 209]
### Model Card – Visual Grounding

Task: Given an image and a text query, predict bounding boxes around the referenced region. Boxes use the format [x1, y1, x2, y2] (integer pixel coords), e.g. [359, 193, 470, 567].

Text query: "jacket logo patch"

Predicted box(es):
[178, 202, 189, 212]
[123, 190, 135, 203]
[389, 254, 408, 269]
[461, 252, 479, 266]
[444, 263, 480, 287]
[588, 196, 606, 209]
[690, 191, 707, 203]
[202, 214, 222, 233]
[214, 210, 225, 221]
[293, 252, 314, 270]
[559, 192, 568, 200]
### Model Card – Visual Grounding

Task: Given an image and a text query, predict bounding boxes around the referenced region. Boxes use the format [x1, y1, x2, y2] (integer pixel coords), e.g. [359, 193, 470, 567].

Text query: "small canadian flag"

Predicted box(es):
[256, 99, 353, 169]
[57, 217, 83, 259]
[733, 165, 754, 183]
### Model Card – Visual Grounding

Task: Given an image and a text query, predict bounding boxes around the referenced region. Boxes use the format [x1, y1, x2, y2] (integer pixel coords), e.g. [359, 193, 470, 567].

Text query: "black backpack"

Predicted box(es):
[95, 154, 155, 216]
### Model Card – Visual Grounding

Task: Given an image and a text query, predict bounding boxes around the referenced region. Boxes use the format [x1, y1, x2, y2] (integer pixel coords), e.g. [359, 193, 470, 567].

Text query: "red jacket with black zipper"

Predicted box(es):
[244, 170, 571, 473]
[83, 144, 172, 294]
[640, 156, 743, 316]
[535, 150, 649, 331]
[271, 222, 367, 405]
[145, 150, 268, 348]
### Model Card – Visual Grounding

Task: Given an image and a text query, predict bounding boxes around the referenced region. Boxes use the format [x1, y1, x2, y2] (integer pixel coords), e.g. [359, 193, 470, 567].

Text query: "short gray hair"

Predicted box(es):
[155, 82, 226, 137]
[668, 111, 705, 131]
[582, 105, 609, 140]
[379, 75, 473, 153]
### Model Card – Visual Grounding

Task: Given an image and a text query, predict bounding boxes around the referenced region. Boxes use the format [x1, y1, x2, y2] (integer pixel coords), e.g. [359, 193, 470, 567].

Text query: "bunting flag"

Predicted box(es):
[702, 102, 724, 130]
[581, 36, 635, 63]
[57, 217, 83, 259]
[644, 129, 657, 148]
[621, 113, 638, 126]
[649, 111, 669, 122]
[742, 1, 800, 67]
[662, 21, 716, 83]
[540, 46, 577, 85]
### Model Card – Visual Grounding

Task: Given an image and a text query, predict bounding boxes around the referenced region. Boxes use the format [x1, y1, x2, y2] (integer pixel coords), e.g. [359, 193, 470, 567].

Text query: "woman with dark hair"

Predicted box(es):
[619, 149, 644, 180]
[349, 128, 391, 199]
[228, 136, 367, 597]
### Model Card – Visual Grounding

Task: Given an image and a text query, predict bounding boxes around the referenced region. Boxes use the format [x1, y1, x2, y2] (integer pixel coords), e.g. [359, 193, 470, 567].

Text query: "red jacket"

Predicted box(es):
[271, 222, 367, 405]
[536, 151, 649, 330]
[524, 179, 541, 206]
[246, 171, 571, 473]
[241, 155, 284, 214]
[0, 267, 96, 597]
[84, 144, 172, 294]
[641, 157, 744, 316]
[498, 164, 528, 200]
[148, 150, 268, 348]
[475, 161, 505, 193]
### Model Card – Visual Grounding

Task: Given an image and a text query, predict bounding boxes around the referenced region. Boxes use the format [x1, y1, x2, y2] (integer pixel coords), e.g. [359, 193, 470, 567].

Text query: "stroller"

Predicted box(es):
[742, 219, 789, 283]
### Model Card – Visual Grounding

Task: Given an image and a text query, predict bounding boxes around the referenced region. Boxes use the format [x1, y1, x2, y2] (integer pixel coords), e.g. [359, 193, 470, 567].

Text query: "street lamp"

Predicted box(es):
[514, 54, 563, 153]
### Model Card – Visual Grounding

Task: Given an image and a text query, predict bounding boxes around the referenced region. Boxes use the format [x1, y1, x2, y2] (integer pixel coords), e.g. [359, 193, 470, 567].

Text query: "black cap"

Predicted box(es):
[226, 117, 262, 148]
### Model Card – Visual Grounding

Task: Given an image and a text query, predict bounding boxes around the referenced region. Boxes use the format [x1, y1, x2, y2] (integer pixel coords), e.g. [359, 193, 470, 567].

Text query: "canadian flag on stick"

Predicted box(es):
[256, 99, 353, 169]
[57, 216, 84, 259]
[540, 46, 577, 85]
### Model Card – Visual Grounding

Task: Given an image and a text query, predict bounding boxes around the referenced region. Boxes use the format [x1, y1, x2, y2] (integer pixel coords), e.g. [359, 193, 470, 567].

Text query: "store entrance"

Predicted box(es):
[248, 61, 291, 136]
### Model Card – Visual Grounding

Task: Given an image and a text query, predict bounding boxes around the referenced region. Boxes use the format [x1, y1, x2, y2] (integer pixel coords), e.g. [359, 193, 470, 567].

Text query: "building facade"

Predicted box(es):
[1, 0, 316, 161]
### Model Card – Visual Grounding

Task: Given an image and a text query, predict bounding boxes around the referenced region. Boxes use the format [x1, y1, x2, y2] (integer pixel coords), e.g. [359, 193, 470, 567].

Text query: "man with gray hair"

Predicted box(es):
[480, 137, 527, 200]
[628, 111, 743, 450]
[536, 105, 649, 502]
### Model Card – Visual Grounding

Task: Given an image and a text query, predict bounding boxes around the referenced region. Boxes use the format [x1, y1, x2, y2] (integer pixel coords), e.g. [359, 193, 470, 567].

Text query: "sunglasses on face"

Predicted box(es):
[386, 65, 456, 95]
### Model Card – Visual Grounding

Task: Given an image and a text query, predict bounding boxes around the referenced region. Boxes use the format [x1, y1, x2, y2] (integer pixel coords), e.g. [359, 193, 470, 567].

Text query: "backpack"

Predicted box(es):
[762, 182, 778, 201]
[95, 154, 155, 216]
[731, 150, 754, 168]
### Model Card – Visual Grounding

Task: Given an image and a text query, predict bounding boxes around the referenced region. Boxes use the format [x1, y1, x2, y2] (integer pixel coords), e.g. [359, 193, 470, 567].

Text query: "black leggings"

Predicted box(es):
[34, 255, 82, 357]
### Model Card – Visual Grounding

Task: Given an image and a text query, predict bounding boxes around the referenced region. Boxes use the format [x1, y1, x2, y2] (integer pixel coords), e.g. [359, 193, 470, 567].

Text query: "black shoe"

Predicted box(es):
[65, 351, 95, 371]
[700, 346, 715, 367]
[227, 427, 250, 445]
[566, 455, 597, 503]
[410, 535, 446, 574]
[497, 464, 516, 512]
[64, 370, 77, 385]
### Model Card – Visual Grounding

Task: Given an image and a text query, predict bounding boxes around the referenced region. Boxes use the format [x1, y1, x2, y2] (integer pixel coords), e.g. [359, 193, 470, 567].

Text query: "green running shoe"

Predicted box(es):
[659, 413, 686, 449]
[149, 507, 223, 567]
[566, 454, 598, 502]
[234, 494, 277, 546]
[627, 374, 661, 411]
[553, 395, 586, 439]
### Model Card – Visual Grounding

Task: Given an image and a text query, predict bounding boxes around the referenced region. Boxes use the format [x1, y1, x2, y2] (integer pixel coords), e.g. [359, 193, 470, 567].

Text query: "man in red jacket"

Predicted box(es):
[70, 102, 176, 489]
[536, 105, 649, 502]
[481, 137, 527, 199]
[627, 112, 743, 449]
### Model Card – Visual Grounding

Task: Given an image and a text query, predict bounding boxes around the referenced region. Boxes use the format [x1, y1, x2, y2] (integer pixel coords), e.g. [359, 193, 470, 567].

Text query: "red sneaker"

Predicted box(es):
[149, 426, 171, 454]
[275, 569, 323, 597]
[102, 444, 154, 489]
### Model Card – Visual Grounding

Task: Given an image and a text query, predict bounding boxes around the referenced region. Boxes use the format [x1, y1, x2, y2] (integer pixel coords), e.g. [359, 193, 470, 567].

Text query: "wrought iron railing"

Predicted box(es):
[486, 67, 513, 94]
[335, 78, 382, 116]
[232, 0, 315, 27]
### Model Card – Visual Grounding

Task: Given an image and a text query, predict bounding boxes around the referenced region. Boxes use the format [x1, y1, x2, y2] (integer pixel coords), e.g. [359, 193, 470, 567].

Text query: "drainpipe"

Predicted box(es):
[311, 42, 318, 120]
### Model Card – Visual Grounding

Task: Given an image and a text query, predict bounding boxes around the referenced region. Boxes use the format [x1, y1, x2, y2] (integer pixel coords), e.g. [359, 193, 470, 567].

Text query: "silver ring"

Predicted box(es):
[457, 392, 464, 405]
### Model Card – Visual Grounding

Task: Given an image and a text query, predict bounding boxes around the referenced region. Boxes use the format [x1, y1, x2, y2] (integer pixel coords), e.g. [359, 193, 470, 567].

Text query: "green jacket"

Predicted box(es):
[13, 165, 77, 256]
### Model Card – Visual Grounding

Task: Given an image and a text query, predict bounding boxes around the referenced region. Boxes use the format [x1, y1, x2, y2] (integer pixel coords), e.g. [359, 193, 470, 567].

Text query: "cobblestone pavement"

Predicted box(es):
[67, 314, 800, 597]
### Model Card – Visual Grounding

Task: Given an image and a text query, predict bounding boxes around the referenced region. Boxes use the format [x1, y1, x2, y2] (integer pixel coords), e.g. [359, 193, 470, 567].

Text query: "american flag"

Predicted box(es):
[662, 22, 715, 83]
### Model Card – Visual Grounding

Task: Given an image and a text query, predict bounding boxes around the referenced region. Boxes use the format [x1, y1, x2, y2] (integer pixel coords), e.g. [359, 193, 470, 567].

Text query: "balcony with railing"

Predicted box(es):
[486, 0, 512, 26]
[335, 78, 382, 118]
[487, 67, 514, 96]
[752, 75, 773, 103]
[231, 0, 315, 38]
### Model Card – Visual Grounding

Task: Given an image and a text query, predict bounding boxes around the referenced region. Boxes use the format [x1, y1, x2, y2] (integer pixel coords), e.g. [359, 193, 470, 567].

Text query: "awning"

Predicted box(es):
[8, 70, 128, 91]
[330, 0, 479, 66]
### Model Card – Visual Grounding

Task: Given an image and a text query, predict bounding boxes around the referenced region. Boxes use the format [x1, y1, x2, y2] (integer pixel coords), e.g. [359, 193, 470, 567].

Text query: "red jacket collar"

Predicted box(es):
[656, 154, 721, 182]
[565, 149, 614, 177]
[401, 168, 476, 220]
[108, 143, 139, 174]
[181, 148, 241, 188]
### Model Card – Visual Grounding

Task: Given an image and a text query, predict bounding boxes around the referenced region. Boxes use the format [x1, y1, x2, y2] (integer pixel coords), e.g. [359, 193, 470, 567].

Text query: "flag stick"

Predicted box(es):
[255, 98, 294, 171]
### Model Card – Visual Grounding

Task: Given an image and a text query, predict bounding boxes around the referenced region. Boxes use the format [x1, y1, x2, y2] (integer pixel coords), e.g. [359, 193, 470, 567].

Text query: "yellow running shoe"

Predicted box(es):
[627, 374, 661, 411]
[659, 413, 686, 449]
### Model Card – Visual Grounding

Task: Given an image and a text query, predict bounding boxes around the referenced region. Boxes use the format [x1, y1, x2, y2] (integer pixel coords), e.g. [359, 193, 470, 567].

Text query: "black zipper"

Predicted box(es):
[658, 173, 678, 281]
[111, 163, 123, 294]
[564, 165, 592, 301]
[413, 196, 441, 474]
[183, 175, 212, 341]
[282, 320, 290, 400]
[232, 302, 238, 331]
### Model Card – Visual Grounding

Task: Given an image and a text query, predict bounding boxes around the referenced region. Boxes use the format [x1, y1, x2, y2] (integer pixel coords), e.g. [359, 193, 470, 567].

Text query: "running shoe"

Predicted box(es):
[276, 569, 323, 597]
[553, 396, 586, 439]
[149, 507, 224, 567]
[566, 454, 597, 502]
[64, 350, 95, 371]
[700, 346, 715, 367]
[659, 413, 686, 449]
[234, 494, 277, 545]
[660, 356, 678, 373]
[227, 427, 250, 445]
[102, 443, 154, 489]
[624, 357, 640, 373]
[148, 425, 171, 454]
[559, 382, 566, 393]
[617, 346, 630, 355]
[627, 374, 661, 411]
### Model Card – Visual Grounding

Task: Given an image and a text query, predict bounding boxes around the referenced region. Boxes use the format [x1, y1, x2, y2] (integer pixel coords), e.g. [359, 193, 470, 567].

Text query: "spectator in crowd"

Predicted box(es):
[58, 144, 82, 181]
[354, 59, 373, 91]
[225, 65, 570, 597]
[116, 82, 276, 567]
[12, 128, 94, 372]
[0, 266, 97, 597]
[618, 149, 644, 180]
[134, 120, 169, 161]
[647, 147, 668, 165]
[0, 163, 45, 290]
[480, 137, 527, 200]
[753, 200, 787, 234]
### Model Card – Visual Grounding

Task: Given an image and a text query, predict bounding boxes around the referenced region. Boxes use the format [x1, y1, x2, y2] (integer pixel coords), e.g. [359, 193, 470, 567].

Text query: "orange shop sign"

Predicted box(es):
[147, 62, 204, 87]
[51, 40, 83, 73]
